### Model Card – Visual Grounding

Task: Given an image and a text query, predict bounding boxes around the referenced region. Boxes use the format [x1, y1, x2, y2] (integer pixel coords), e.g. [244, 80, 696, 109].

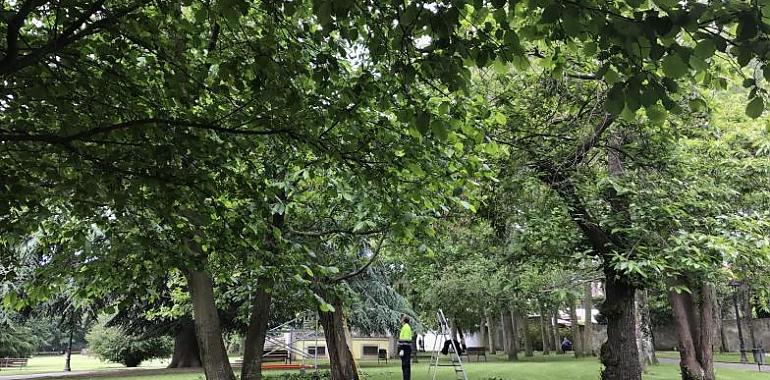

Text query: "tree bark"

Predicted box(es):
[479, 316, 488, 351]
[569, 297, 583, 358]
[600, 270, 641, 380]
[520, 312, 533, 357]
[318, 289, 359, 380]
[64, 325, 74, 371]
[486, 310, 496, 354]
[733, 291, 749, 364]
[668, 281, 715, 380]
[186, 268, 237, 380]
[241, 281, 272, 380]
[714, 292, 729, 353]
[503, 308, 518, 360]
[509, 309, 520, 359]
[499, 310, 509, 356]
[241, 203, 283, 380]
[168, 321, 202, 368]
[636, 290, 656, 370]
[539, 303, 551, 355]
[552, 310, 563, 354]
[583, 282, 594, 356]
[742, 286, 756, 350]
[698, 284, 715, 380]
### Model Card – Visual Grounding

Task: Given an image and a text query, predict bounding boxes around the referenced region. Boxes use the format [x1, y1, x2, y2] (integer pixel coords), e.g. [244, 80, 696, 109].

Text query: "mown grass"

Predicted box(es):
[5, 355, 770, 380]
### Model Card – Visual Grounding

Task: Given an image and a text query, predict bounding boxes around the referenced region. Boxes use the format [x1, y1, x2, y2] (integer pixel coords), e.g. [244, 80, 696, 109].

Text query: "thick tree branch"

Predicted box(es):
[0, 1, 146, 76]
[0, 118, 292, 144]
[330, 233, 387, 283]
[1, 0, 47, 66]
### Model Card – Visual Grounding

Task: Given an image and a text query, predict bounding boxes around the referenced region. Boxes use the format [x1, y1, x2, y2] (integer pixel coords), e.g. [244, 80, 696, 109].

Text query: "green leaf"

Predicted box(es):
[605, 85, 626, 115]
[662, 54, 688, 78]
[604, 68, 620, 85]
[646, 104, 667, 124]
[430, 119, 449, 141]
[693, 39, 716, 59]
[746, 96, 765, 119]
[688, 98, 707, 111]
[583, 41, 598, 56]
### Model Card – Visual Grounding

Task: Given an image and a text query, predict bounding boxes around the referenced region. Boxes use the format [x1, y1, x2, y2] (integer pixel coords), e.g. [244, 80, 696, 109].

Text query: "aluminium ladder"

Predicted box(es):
[428, 309, 468, 380]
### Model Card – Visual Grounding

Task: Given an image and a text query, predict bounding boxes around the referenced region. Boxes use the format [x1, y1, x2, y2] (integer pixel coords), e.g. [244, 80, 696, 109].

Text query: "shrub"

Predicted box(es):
[86, 319, 172, 367]
[0, 323, 38, 358]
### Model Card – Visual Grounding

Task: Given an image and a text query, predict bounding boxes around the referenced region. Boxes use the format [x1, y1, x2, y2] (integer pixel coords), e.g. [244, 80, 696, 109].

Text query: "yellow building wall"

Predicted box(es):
[293, 337, 392, 360]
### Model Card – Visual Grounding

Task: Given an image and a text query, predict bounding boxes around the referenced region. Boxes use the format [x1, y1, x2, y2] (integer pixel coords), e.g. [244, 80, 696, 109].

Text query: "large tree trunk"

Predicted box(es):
[509, 308, 520, 359]
[540, 303, 551, 355]
[318, 290, 359, 380]
[186, 268, 236, 380]
[714, 292, 729, 353]
[241, 281, 272, 380]
[168, 321, 202, 368]
[479, 316, 487, 351]
[742, 286, 757, 350]
[241, 206, 283, 380]
[582, 282, 594, 356]
[520, 312, 533, 357]
[486, 310, 496, 354]
[668, 281, 715, 380]
[636, 290, 657, 370]
[569, 297, 583, 358]
[552, 310, 563, 354]
[501, 309, 517, 360]
[600, 270, 641, 380]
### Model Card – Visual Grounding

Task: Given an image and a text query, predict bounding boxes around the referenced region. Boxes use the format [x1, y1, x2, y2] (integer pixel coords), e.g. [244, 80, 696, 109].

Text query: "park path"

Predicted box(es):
[658, 357, 768, 372]
[0, 367, 199, 380]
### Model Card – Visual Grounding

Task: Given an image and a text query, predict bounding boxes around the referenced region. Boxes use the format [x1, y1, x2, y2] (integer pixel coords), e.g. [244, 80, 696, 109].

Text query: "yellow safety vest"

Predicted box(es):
[399, 323, 413, 341]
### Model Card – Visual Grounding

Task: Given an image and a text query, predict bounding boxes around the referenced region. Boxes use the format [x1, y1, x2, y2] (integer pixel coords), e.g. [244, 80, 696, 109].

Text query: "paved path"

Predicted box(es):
[658, 357, 767, 372]
[0, 367, 198, 380]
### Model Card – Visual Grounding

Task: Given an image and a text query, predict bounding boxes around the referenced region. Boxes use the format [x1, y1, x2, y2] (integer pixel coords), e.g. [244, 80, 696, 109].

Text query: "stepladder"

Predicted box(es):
[429, 309, 468, 380]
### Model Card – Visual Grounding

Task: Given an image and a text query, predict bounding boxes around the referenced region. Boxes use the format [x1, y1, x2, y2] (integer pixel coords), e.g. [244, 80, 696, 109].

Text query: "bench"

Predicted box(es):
[377, 348, 388, 364]
[0, 358, 29, 368]
[462, 347, 487, 362]
[234, 350, 291, 365]
[263, 350, 290, 364]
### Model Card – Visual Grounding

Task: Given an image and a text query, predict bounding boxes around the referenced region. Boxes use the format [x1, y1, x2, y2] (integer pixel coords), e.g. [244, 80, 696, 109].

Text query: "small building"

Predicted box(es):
[292, 336, 391, 361]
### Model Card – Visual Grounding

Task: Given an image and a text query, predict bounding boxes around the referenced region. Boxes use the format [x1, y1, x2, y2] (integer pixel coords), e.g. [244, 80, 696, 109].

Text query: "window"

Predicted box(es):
[362, 346, 379, 356]
[307, 346, 326, 356]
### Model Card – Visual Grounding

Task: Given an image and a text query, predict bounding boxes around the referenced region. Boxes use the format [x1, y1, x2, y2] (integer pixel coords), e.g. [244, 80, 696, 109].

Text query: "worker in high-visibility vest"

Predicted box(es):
[398, 314, 413, 380]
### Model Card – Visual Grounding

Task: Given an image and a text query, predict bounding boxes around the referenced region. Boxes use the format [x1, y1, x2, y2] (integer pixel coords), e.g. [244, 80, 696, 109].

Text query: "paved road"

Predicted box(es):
[658, 357, 767, 372]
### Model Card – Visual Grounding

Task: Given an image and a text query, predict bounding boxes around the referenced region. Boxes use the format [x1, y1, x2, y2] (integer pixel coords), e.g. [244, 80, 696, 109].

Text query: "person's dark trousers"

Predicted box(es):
[399, 342, 412, 380]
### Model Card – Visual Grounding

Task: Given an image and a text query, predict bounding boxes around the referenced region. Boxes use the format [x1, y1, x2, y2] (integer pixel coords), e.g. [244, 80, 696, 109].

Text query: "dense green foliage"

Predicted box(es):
[86, 319, 173, 367]
[3, 1, 770, 380]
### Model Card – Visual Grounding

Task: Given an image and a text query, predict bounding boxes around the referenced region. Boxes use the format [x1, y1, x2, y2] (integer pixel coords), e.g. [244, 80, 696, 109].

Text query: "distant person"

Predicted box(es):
[399, 315, 413, 380]
[441, 339, 464, 355]
[417, 337, 424, 352]
[561, 337, 572, 352]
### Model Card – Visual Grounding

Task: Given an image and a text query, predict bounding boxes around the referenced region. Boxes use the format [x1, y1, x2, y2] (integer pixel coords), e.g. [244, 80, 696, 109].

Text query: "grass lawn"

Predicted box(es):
[6, 356, 770, 380]
[656, 350, 764, 364]
[0, 354, 169, 376]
